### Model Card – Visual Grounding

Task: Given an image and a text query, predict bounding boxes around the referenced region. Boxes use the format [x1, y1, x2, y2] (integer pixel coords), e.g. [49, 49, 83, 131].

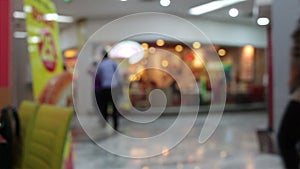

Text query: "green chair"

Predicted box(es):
[21, 104, 74, 169]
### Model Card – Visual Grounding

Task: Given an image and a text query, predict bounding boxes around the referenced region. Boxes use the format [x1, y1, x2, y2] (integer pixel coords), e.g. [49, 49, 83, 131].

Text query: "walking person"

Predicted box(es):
[95, 52, 122, 131]
[277, 20, 300, 169]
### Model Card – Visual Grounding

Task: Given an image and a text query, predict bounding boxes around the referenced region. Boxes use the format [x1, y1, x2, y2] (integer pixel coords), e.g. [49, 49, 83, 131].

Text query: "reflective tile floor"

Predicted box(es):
[74, 112, 283, 169]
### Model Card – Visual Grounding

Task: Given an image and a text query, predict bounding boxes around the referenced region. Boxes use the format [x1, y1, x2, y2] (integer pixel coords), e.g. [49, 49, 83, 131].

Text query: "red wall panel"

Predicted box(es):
[0, 0, 11, 87]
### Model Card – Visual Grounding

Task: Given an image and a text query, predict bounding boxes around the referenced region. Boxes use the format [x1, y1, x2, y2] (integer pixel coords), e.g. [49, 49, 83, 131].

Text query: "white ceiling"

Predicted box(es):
[13, 0, 259, 24]
[54, 0, 255, 22]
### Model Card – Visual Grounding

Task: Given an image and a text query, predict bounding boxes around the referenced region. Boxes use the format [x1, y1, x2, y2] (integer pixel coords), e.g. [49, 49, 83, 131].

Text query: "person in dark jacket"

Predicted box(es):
[277, 20, 300, 169]
[95, 52, 122, 131]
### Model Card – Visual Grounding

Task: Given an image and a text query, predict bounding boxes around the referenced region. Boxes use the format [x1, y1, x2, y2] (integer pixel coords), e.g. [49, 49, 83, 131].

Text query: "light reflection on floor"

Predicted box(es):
[74, 112, 282, 169]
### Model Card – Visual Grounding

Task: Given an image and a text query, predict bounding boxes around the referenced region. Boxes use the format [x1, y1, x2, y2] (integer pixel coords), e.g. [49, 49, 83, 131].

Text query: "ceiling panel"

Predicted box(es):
[12, 0, 259, 27]
[51, 0, 254, 21]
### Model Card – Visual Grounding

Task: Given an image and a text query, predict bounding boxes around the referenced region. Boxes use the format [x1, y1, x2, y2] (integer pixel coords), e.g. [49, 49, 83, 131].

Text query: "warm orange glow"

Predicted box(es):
[193, 58, 203, 68]
[239, 45, 255, 81]
[141, 43, 149, 50]
[128, 75, 137, 81]
[156, 39, 165, 46]
[64, 49, 77, 58]
[175, 45, 183, 52]
[243, 45, 255, 57]
[218, 49, 226, 57]
[162, 147, 169, 156]
[161, 59, 169, 68]
[193, 42, 201, 49]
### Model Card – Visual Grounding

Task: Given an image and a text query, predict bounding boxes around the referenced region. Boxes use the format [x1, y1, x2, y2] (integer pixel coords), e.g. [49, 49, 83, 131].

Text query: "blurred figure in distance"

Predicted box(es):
[95, 52, 122, 131]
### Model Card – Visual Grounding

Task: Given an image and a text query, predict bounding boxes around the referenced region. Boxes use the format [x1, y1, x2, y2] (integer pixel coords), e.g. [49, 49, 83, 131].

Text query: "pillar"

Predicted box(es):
[0, 0, 11, 108]
[272, 0, 300, 134]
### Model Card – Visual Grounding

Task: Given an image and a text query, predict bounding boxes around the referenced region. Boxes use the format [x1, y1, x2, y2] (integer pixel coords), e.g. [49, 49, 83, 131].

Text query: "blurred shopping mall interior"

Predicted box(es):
[0, 0, 300, 169]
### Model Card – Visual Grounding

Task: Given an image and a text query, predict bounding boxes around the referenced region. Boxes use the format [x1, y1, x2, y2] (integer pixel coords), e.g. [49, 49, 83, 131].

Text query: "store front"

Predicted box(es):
[90, 39, 266, 110]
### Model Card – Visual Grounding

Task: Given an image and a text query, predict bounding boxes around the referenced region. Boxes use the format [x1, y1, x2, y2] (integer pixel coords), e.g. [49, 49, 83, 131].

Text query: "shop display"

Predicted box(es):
[96, 41, 266, 108]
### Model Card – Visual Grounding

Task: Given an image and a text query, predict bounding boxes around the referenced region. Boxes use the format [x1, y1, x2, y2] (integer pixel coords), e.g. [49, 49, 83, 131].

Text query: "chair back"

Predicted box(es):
[18, 101, 40, 146]
[9, 101, 39, 168]
[21, 104, 73, 169]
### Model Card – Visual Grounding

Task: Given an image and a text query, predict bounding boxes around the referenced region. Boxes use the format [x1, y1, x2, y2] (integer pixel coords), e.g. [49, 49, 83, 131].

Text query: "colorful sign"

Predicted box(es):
[24, 0, 63, 100]
[24, 1, 73, 169]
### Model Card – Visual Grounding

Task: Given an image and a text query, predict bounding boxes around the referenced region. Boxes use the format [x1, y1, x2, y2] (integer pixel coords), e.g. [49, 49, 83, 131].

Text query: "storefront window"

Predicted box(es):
[94, 41, 266, 108]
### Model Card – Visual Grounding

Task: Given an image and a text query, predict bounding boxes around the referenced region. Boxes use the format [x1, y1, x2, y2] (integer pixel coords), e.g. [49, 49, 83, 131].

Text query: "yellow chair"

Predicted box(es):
[17, 101, 40, 168]
[18, 101, 40, 145]
[21, 104, 74, 169]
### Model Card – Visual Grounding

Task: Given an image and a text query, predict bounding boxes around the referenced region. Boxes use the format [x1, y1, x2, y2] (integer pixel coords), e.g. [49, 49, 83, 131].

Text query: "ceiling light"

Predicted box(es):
[192, 42, 201, 49]
[257, 17, 270, 26]
[13, 31, 27, 38]
[218, 49, 227, 56]
[42, 13, 75, 23]
[189, 0, 246, 15]
[44, 13, 59, 21]
[160, 0, 171, 7]
[243, 45, 254, 56]
[229, 8, 239, 17]
[13, 11, 74, 23]
[13, 11, 26, 19]
[56, 15, 74, 23]
[161, 60, 169, 67]
[141, 43, 149, 50]
[120, 0, 127, 1]
[175, 45, 183, 52]
[156, 39, 165, 46]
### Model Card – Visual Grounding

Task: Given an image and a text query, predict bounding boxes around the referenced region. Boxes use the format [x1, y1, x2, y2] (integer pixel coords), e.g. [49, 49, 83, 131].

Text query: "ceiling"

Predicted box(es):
[13, 0, 262, 25]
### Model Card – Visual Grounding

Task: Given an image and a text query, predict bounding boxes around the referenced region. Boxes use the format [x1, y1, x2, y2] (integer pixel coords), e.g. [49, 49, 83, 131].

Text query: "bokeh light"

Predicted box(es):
[175, 44, 183, 52]
[218, 48, 227, 57]
[192, 42, 201, 49]
[156, 39, 165, 46]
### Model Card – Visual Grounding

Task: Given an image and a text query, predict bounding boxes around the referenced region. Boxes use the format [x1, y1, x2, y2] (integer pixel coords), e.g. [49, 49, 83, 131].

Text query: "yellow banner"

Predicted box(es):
[24, 0, 63, 100]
